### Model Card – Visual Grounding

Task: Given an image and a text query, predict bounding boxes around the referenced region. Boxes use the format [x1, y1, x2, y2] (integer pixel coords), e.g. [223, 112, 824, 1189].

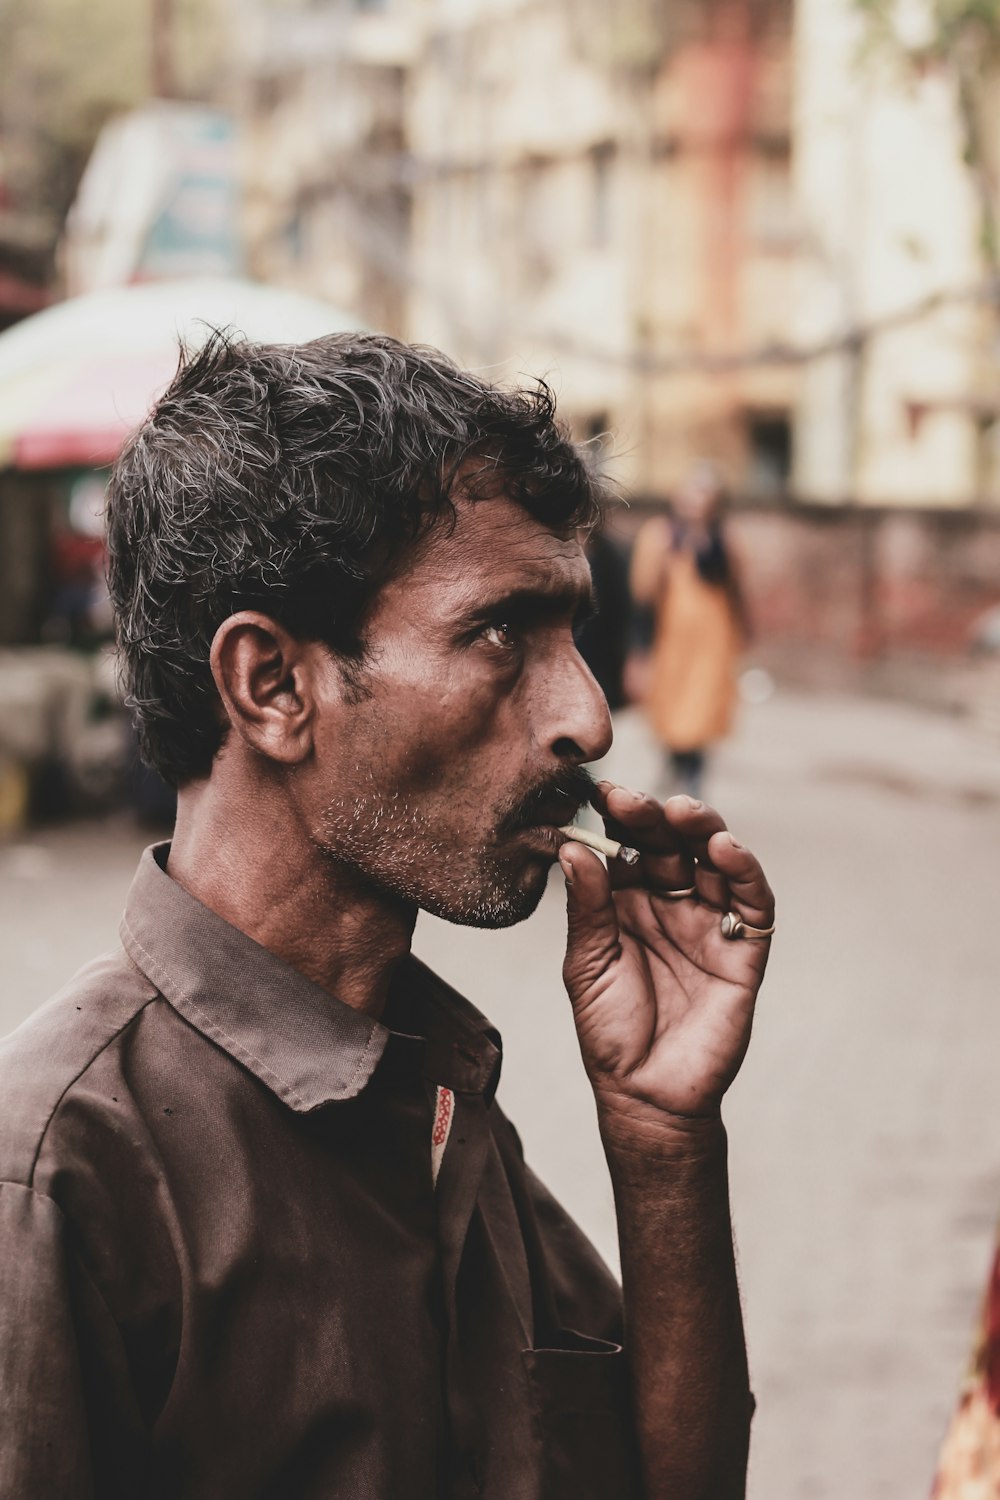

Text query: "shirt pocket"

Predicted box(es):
[521, 1332, 640, 1499]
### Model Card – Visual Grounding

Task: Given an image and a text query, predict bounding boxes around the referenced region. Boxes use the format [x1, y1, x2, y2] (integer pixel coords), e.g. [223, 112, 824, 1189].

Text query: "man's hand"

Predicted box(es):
[559, 782, 773, 1499]
[560, 783, 773, 1129]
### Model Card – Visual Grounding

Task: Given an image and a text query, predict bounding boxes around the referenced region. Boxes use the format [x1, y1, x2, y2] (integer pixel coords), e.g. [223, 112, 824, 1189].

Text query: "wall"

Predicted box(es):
[721, 501, 1000, 701]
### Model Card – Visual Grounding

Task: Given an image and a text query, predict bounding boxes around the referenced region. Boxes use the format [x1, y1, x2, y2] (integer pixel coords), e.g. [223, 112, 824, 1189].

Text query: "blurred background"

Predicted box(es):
[2, 0, 1000, 1495]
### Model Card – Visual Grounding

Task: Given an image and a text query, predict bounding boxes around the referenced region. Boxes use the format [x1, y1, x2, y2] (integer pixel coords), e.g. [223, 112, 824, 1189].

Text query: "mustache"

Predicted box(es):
[498, 765, 598, 834]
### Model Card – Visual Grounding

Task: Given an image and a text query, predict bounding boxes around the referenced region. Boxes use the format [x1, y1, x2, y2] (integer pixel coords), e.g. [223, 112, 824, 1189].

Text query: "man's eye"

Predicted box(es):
[482, 621, 518, 649]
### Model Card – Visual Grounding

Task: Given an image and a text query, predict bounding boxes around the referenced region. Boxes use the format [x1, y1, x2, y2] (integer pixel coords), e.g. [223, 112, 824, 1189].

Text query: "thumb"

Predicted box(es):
[560, 842, 622, 1005]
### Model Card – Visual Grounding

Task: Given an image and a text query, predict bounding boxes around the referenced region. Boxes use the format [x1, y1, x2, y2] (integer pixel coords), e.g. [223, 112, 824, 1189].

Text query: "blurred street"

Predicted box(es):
[2, 686, 998, 1500]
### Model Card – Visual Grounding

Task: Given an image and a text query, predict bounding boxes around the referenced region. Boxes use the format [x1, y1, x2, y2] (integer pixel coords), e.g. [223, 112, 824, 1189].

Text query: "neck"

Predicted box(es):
[168, 775, 416, 1019]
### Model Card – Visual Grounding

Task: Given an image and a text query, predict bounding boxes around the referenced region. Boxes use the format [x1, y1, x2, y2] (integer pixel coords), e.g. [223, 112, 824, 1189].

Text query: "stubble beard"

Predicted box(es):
[313, 780, 548, 929]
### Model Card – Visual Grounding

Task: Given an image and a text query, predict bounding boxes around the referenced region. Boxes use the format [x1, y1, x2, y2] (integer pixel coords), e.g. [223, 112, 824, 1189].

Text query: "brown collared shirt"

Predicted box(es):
[0, 845, 639, 1498]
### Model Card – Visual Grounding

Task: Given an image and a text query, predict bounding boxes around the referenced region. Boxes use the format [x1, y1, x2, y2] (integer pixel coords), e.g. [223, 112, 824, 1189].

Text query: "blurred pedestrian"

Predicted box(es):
[931, 1231, 1000, 1494]
[630, 461, 750, 799]
[575, 525, 631, 711]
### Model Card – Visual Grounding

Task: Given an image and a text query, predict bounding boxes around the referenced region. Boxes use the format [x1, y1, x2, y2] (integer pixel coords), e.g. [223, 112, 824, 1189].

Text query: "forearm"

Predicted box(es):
[559, 786, 771, 1494]
[601, 1105, 752, 1500]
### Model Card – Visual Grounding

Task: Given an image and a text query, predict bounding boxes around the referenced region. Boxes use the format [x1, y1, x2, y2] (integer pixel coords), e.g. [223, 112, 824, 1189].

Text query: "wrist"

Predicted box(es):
[595, 1091, 728, 1167]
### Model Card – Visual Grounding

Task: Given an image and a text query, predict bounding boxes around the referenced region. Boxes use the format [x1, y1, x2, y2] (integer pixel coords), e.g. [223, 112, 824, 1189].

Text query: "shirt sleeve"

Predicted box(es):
[0, 1180, 96, 1500]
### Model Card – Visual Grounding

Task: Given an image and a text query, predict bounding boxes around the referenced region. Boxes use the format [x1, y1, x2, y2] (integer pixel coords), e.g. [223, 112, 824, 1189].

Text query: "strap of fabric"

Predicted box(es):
[431, 1084, 454, 1187]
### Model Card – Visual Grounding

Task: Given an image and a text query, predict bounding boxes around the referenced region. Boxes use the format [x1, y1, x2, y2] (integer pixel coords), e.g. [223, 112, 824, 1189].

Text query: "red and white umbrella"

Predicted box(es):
[0, 276, 362, 471]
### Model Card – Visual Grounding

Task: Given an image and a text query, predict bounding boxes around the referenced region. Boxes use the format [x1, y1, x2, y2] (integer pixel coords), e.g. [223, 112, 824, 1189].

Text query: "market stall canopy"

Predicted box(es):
[0, 277, 362, 471]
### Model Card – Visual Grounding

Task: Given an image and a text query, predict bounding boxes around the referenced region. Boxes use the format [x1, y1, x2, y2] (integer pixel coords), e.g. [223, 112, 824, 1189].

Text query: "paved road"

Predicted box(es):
[2, 689, 999, 1500]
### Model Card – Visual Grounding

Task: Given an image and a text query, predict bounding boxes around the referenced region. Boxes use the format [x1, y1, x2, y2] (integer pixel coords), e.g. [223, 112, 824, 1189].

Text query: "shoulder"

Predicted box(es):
[0, 949, 158, 1188]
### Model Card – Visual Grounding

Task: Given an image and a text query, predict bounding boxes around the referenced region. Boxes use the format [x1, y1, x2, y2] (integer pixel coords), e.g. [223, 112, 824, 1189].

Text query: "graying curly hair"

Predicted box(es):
[106, 329, 602, 786]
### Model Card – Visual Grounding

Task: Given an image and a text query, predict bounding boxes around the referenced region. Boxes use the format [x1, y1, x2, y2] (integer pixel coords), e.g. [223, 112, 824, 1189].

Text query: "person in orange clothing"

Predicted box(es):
[630, 462, 751, 798]
[932, 1236, 1000, 1496]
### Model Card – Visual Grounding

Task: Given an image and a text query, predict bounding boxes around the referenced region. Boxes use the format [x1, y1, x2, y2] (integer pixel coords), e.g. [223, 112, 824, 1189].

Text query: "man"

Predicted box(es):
[0, 332, 774, 1498]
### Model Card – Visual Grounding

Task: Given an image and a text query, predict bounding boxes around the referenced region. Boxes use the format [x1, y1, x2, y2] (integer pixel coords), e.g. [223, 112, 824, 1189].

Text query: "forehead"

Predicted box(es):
[394, 496, 591, 614]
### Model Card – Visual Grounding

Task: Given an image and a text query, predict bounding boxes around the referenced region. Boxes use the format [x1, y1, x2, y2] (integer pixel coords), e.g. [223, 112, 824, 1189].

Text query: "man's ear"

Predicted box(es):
[209, 612, 321, 766]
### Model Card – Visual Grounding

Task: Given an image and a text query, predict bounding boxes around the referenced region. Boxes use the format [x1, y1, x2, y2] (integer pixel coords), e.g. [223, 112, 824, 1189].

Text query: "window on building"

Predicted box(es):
[747, 150, 796, 249]
[589, 143, 615, 249]
[516, 156, 556, 289]
[255, 71, 288, 114]
[283, 207, 306, 266]
[746, 410, 792, 496]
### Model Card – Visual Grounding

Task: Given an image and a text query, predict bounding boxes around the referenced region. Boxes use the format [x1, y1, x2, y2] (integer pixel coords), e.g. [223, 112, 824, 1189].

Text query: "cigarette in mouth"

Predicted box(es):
[558, 824, 640, 867]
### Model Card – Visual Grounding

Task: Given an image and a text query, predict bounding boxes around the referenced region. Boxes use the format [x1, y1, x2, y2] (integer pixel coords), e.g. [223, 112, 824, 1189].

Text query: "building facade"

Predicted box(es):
[226, 0, 415, 338]
[793, 0, 1000, 509]
[406, 0, 797, 500]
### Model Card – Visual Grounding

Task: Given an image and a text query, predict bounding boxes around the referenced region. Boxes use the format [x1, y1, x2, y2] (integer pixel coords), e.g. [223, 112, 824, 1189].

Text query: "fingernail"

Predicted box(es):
[559, 853, 574, 885]
[684, 796, 703, 811]
[728, 834, 743, 849]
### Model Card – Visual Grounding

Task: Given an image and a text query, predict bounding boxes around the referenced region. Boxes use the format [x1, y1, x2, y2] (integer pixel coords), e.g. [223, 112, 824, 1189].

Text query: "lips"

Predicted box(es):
[496, 765, 597, 841]
[496, 798, 584, 859]
[530, 791, 586, 829]
[514, 824, 565, 859]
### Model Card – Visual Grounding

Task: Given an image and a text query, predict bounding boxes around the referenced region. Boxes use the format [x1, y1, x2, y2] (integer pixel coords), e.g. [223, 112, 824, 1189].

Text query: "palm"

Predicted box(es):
[562, 790, 774, 1122]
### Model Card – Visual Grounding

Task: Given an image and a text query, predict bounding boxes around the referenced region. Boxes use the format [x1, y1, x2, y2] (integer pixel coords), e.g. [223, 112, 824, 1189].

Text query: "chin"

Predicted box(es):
[422, 859, 551, 930]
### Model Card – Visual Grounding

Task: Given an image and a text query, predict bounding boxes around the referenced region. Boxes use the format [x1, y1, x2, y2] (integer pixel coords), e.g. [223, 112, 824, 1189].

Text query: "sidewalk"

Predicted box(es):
[715, 687, 1000, 807]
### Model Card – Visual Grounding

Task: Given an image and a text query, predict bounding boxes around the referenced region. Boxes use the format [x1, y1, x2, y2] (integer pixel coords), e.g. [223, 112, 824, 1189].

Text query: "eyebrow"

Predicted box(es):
[459, 579, 599, 629]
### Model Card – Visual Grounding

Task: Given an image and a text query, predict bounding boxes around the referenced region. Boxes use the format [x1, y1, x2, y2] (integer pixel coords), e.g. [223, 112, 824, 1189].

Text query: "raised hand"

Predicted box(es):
[560, 783, 774, 1126]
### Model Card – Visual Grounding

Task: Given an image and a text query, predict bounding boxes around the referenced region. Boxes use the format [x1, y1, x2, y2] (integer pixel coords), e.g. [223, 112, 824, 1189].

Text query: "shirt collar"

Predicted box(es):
[119, 843, 502, 1112]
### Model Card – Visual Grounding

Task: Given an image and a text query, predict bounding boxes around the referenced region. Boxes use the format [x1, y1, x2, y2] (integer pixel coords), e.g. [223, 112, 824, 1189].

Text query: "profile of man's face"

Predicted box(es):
[303, 495, 613, 927]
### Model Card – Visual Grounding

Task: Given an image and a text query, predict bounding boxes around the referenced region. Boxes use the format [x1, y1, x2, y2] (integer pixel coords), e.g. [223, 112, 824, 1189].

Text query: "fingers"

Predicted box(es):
[559, 841, 623, 1005]
[596, 783, 728, 904]
[594, 782, 775, 927]
[706, 828, 775, 930]
[594, 783, 696, 895]
[663, 799, 774, 926]
[660, 795, 736, 911]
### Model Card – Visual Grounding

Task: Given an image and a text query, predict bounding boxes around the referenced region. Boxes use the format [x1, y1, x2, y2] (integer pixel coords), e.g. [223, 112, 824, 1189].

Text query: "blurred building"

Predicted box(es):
[17, 0, 1000, 701]
[226, 0, 415, 336]
[794, 0, 1000, 510]
[759, 0, 1000, 686]
[24, 0, 1000, 525]
[62, 101, 243, 293]
[0, 135, 52, 333]
[407, 0, 796, 499]
[219, 0, 796, 496]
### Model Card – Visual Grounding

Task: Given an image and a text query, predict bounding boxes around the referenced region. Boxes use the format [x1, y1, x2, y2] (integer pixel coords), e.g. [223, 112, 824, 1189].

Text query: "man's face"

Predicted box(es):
[304, 495, 613, 927]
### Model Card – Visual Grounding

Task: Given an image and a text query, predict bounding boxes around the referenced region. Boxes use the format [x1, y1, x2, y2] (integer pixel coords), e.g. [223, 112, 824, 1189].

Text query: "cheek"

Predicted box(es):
[398, 679, 505, 786]
[407, 672, 530, 804]
[332, 667, 508, 795]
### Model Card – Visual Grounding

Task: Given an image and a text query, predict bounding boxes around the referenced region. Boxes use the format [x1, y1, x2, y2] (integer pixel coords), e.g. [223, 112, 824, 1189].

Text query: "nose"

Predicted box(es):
[546, 649, 613, 766]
